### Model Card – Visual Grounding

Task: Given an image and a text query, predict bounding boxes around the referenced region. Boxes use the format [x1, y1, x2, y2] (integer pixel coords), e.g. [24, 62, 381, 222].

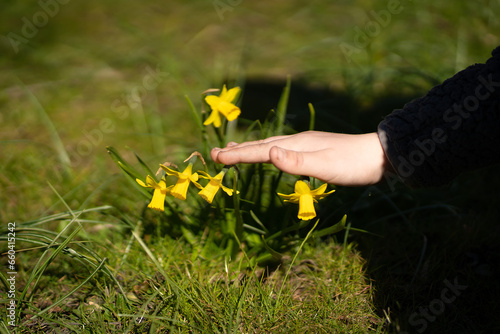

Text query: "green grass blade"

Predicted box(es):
[26, 223, 83, 302]
[249, 210, 269, 234]
[29, 258, 107, 320]
[265, 219, 310, 242]
[242, 119, 262, 141]
[185, 94, 203, 131]
[276, 218, 320, 306]
[0, 321, 11, 334]
[242, 224, 266, 235]
[16, 206, 114, 228]
[130, 148, 156, 177]
[107, 146, 144, 180]
[131, 229, 204, 313]
[17, 78, 71, 177]
[118, 314, 204, 332]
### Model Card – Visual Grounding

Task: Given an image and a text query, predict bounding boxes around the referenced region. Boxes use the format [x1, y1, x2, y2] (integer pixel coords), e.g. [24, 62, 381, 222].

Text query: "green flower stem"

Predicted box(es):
[308, 103, 316, 130]
[232, 167, 244, 258]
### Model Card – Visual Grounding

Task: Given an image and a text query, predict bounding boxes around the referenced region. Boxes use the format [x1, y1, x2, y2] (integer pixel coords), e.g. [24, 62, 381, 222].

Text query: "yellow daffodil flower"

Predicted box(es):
[278, 180, 335, 220]
[160, 163, 201, 200]
[136, 175, 173, 212]
[204, 85, 241, 127]
[197, 171, 234, 203]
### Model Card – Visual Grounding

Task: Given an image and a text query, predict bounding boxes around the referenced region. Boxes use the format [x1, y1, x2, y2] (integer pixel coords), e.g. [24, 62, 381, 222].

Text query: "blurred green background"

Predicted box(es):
[1, 0, 500, 332]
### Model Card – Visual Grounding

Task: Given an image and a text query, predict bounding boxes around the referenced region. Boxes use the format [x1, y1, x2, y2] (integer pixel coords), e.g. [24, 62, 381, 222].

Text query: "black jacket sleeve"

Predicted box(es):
[378, 46, 500, 187]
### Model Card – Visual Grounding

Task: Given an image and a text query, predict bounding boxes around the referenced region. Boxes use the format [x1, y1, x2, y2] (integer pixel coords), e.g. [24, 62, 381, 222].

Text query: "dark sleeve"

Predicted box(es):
[378, 46, 500, 188]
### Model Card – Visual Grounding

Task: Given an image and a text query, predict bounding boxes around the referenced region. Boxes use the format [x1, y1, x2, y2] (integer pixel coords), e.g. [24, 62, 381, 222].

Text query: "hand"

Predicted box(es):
[210, 131, 389, 186]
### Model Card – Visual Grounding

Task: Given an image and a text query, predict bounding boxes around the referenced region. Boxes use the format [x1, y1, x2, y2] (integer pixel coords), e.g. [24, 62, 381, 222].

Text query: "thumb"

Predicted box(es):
[269, 146, 334, 183]
[269, 146, 308, 176]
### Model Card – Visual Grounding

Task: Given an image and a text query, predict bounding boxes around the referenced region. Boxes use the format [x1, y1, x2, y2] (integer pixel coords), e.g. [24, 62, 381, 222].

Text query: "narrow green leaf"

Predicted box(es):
[312, 214, 347, 238]
[265, 219, 310, 242]
[242, 119, 263, 141]
[185, 94, 203, 130]
[242, 223, 266, 235]
[16, 206, 114, 228]
[276, 218, 320, 305]
[130, 148, 156, 177]
[260, 235, 283, 261]
[308, 103, 316, 130]
[18, 78, 72, 177]
[249, 210, 269, 233]
[131, 230, 205, 313]
[32, 258, 107, 319]
[275, 75, 291, 135]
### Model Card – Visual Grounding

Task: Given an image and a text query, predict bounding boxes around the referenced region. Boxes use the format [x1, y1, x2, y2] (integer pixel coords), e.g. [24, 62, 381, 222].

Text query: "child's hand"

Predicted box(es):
[211, 131, 389, 186]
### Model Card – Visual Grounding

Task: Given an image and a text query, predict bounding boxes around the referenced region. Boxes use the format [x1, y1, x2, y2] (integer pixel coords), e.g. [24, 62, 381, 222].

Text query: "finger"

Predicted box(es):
[212, 142, 274, 165]
[211, 135, 295, 164]
[225, 131, 337, 152]
[210, 147, 222, 163]
[222, 135, 290, 150]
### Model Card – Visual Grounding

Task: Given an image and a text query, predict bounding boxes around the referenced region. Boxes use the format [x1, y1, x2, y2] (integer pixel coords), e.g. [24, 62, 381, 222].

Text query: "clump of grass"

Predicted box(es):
[2, 213, 382, 333]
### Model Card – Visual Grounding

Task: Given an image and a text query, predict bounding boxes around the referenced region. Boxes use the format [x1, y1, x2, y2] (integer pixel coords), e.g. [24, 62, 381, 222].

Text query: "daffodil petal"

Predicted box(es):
[136, 178, 148, 188]
[189, 172, 199, 182]
[294, 180, 312, 194]
[220, 85, 228, 97]
[146, 175, 160, 188]
[315, 189, 336, 200]
[205, 95, 222, 110]
[220, 184, 234, 196]
[191, 180, 203, 190]
[157, 179, 171, 191]
[203, 110, 222, 127]
[197, 171, 211, 179]
[309, 183, 327, 195]
[179, 164, 193, 178]
[221, 86, 240, 103]
[277, 192, 301, 203]
[161, 165, 181, 177]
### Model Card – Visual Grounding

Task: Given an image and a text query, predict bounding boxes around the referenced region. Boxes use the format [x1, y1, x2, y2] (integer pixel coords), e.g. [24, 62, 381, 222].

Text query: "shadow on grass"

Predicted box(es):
[238, 76, 420, 134]
[240, 77, 500, 334]
[345, 169, 500, 334]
